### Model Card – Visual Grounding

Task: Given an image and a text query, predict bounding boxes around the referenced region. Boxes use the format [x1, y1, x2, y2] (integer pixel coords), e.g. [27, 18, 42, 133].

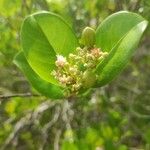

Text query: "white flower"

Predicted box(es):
[59, 75, 68, 84]
[69, 67, 78, 75]
[52, 46, 107, 95]
[55, 55, 67, 67]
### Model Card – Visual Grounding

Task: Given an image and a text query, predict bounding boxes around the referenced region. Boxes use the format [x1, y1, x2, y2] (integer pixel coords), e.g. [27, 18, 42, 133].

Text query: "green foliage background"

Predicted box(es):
[0, 0, 150, 150]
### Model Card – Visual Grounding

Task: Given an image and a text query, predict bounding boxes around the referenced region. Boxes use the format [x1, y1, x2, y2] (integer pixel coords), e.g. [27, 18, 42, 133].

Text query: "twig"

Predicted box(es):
[62, 100, 74, 130]
[1, 100, 61, 150]
[40, 106, 61, 150]
[54, 130, 61, 150]
[1, 113, 32, 150]
[0, 93, 40, 100]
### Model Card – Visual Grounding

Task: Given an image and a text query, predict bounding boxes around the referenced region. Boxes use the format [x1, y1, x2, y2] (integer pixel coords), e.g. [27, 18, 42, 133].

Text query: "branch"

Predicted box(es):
[2, 100, 61, 150]
[0, 93, 40, 100]
[62, 100, 74, 130]
[1, 113, 32, 150]
[40, 105, 61, 150]
[54, 130, 61, 150]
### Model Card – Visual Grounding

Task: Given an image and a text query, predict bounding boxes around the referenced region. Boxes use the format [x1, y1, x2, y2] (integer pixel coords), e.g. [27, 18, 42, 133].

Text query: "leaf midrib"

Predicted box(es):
[95, 19, 146, 74]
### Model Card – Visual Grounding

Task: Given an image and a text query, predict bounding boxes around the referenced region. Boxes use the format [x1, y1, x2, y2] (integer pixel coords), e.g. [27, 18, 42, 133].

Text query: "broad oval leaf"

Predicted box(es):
[14, 52, 64, 99]
[95, 11, 148, 86]
[96, 11, 146, 52]
[21, 11, 79, 85]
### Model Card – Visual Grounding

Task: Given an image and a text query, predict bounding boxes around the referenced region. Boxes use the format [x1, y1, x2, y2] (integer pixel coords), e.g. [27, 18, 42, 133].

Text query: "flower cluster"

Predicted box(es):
[52, 46, 108, 96]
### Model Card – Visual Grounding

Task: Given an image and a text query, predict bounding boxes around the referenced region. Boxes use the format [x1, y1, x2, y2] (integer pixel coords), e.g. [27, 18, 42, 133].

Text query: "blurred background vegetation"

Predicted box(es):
[0, 0, 150, 150]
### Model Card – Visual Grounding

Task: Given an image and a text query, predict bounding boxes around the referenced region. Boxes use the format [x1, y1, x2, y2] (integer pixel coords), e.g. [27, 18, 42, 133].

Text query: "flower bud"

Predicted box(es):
[69, 67, 78, 75]
[69, 53, 75, 59]
[72, 83, 81, 91]
[81, 27, 96, 48]
[86, 53, 94, 60]
[82, 70, 96, 88]
[76, 47, 82, 52]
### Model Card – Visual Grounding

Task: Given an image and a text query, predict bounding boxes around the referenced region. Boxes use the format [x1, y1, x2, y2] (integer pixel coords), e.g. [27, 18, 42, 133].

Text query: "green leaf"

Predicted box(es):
[96, 11, 146, 52]
[21, 11, 78, 85]
[95, 11, 148, 86]
[14, 52, 64, 99]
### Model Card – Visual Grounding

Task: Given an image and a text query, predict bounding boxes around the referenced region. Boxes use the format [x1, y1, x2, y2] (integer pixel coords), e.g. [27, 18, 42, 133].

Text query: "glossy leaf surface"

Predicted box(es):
[95, 11, 148, 86]
[21, 11, 78, 85]
[14, 52, 64, 99]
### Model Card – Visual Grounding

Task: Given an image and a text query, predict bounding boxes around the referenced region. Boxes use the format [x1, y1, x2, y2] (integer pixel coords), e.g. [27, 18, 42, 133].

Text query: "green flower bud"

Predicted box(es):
[82, 70, 96, 88]
[76, 47, 82, 52]
[69, 54, 76, 60]
[81, 27, 96, 48]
